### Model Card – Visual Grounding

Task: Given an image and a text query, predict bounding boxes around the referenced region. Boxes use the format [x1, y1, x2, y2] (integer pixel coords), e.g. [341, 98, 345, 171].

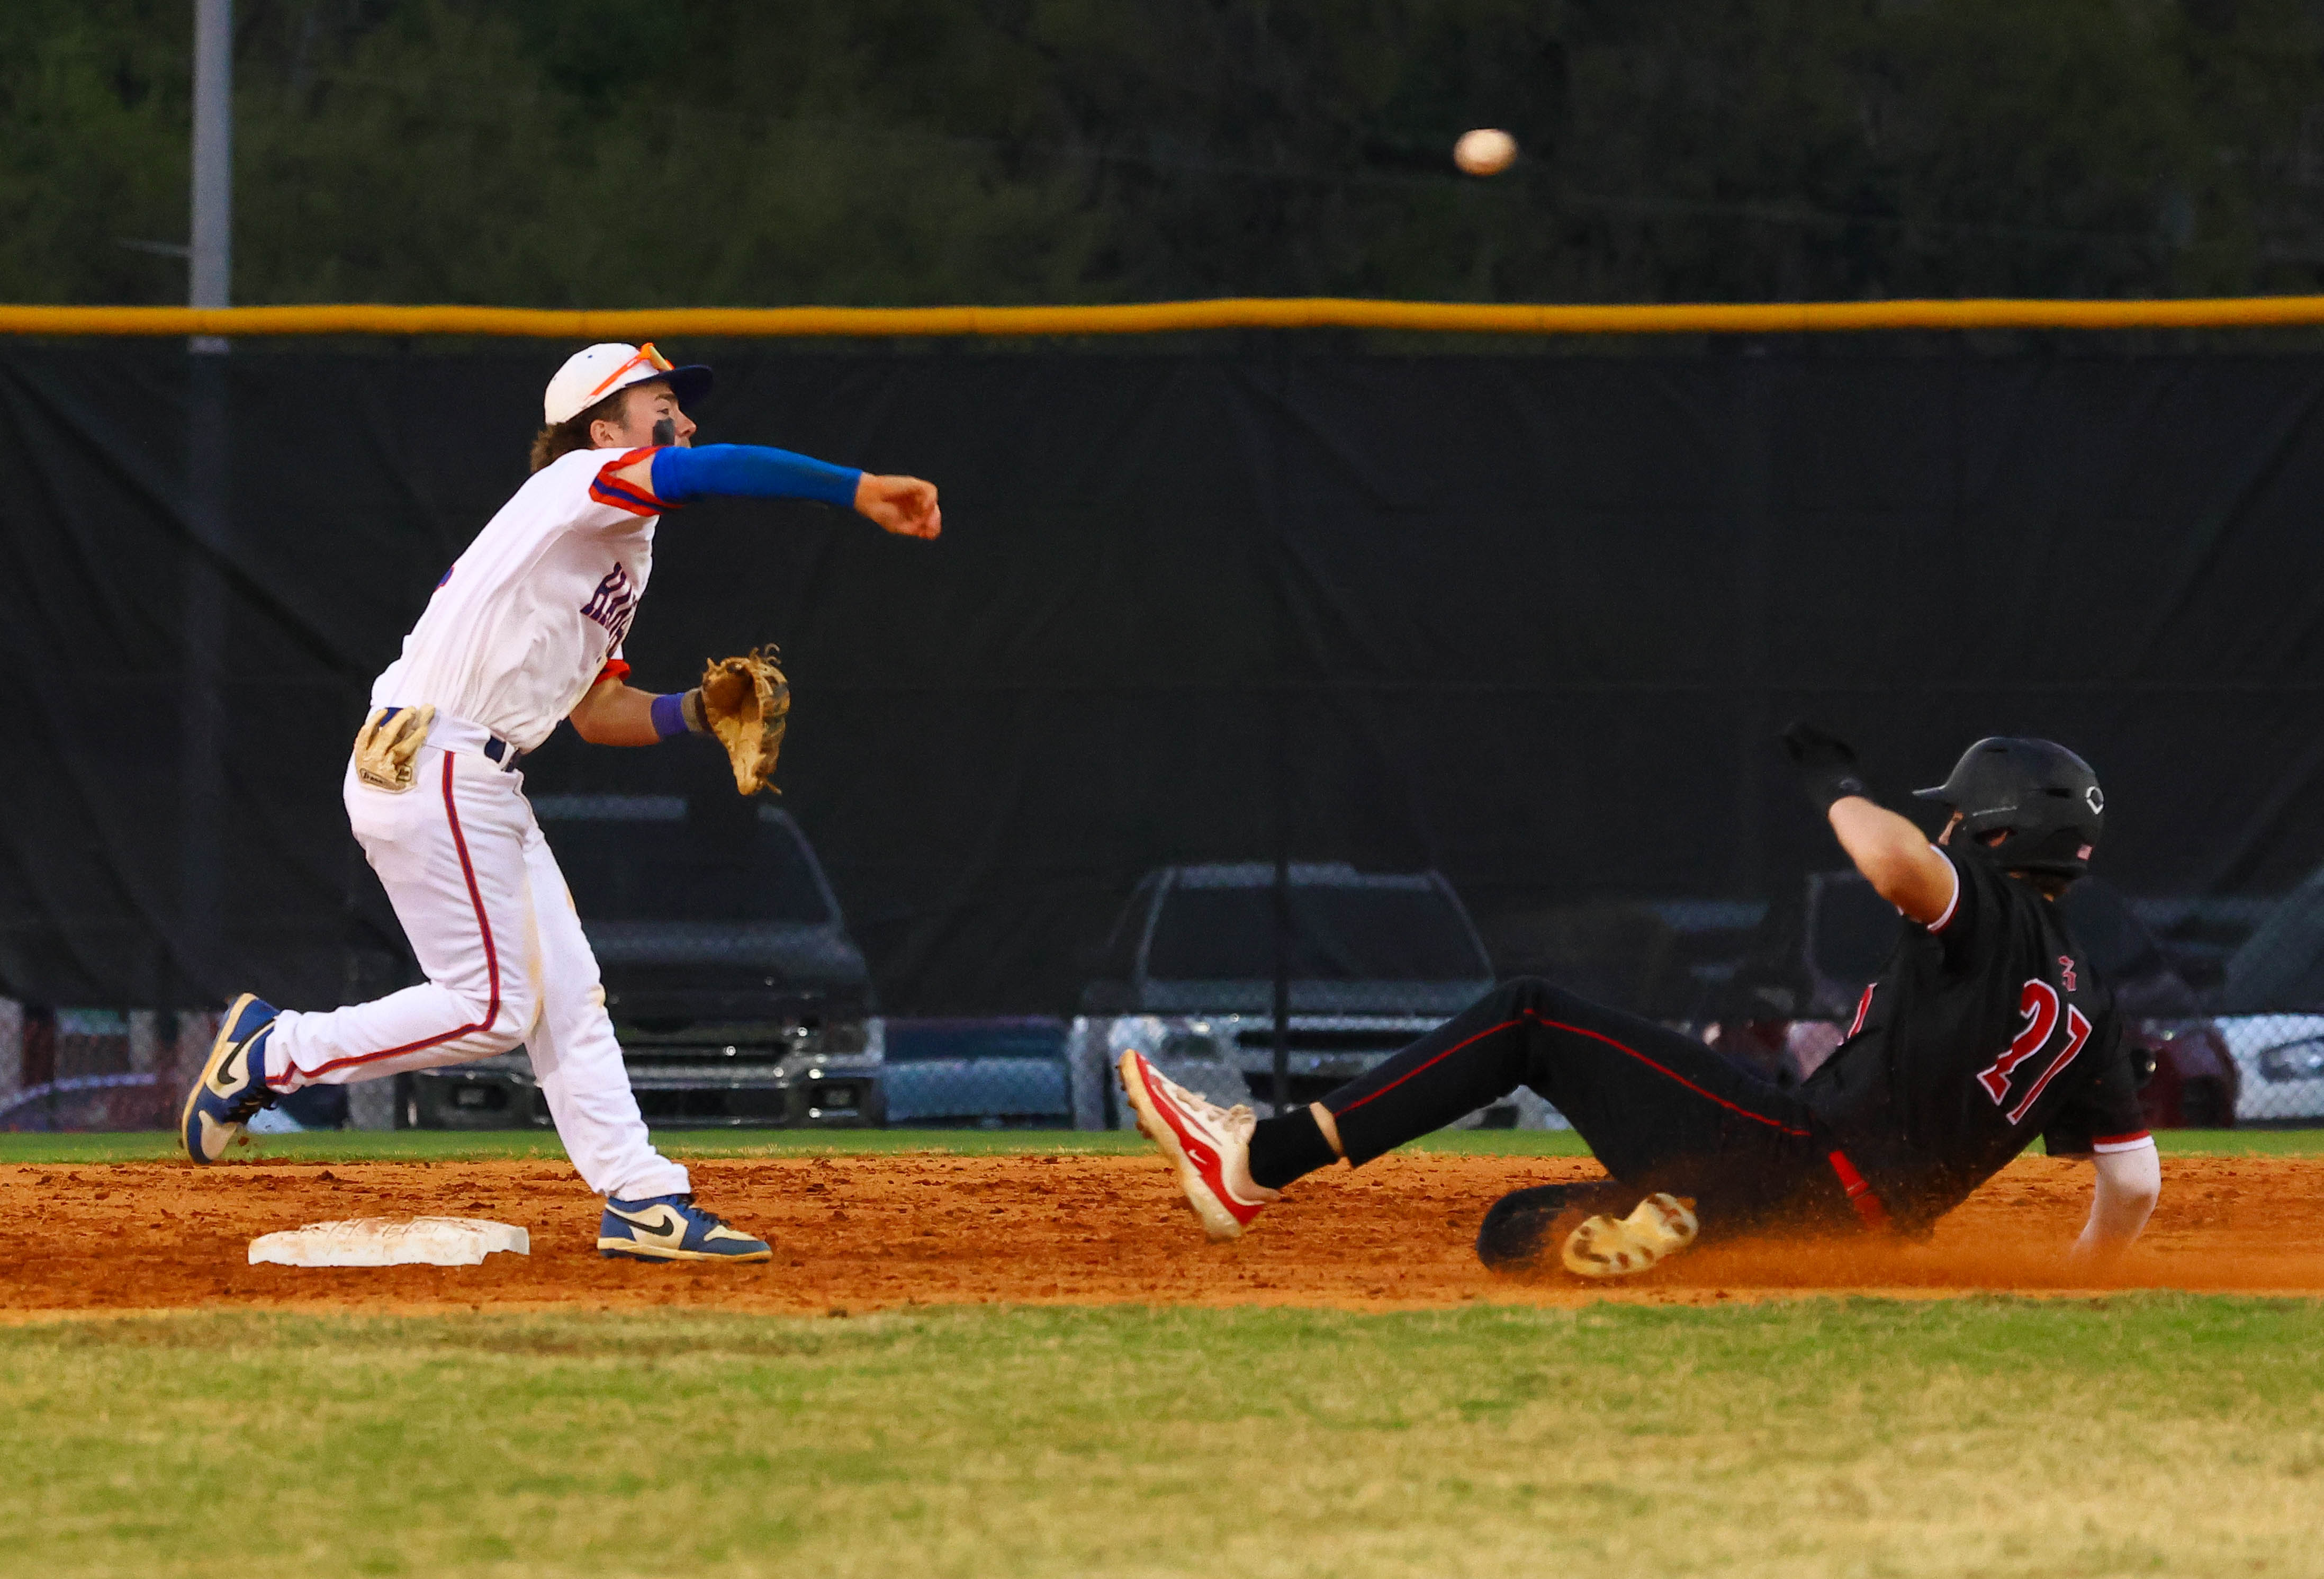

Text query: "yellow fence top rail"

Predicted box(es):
[8, 297, 2324, 338]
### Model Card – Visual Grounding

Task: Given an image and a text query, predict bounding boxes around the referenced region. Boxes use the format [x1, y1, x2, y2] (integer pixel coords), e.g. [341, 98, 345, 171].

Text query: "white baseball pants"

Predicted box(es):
[263, 734, 689, 1201]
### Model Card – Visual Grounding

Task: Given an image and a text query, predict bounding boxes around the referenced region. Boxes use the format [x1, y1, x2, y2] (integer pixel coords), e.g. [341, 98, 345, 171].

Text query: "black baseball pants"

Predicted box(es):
[1322, 977, 1852, 1235]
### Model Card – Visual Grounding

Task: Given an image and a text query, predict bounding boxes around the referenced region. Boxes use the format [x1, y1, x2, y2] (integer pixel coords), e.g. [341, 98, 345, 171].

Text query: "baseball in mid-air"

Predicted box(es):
[1454, 128, 1517, 176]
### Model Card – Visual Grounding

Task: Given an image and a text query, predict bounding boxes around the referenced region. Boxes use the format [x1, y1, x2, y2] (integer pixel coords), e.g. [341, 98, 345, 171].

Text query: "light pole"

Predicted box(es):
[190, 0, 232, 344]
[179, 0, 233, 1004]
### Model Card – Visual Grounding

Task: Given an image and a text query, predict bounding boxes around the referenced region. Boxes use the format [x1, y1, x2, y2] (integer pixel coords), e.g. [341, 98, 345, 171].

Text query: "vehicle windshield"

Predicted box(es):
[533, 796, 832, 925]
[1146, 883, 1488, 981]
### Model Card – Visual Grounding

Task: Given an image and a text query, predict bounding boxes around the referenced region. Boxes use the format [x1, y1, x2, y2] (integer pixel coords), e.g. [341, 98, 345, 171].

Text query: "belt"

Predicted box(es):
[417, 711, 526, 773]
[1826, 1150, 1890, 1231]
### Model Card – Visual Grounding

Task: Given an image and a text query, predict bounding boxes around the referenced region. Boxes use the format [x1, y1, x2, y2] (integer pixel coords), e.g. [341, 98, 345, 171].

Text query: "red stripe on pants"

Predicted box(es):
[1332, 1008, 1813, 1137]
[301, 752, 502, 1078]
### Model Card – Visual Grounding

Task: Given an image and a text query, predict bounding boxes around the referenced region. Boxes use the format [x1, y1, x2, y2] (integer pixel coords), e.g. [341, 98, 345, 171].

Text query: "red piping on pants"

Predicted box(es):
[1331, 1008, 1813, 1137]
[295, 752, 503, 1081]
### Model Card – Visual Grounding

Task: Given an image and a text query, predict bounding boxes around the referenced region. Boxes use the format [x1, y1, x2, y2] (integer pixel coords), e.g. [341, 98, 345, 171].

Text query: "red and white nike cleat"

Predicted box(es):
[1118, 1049, 1280, 1240]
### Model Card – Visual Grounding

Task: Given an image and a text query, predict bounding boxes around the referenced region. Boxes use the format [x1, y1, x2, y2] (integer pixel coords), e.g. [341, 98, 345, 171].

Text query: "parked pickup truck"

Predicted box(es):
[1067, 863, 1536, 1128]
[398, 793, 884, 1130]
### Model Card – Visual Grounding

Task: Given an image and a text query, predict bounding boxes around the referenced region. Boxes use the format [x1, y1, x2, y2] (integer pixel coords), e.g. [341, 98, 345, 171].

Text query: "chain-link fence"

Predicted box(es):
[884, 1020, 1075, 1129]
[0, 1007, 197, 1132]
[18, 859, 2324, 1132]
[19, 346, 2324, 1135]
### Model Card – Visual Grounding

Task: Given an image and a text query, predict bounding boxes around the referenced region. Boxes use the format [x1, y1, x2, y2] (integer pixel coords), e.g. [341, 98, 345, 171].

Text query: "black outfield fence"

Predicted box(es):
[10, 343, 2324, 1120]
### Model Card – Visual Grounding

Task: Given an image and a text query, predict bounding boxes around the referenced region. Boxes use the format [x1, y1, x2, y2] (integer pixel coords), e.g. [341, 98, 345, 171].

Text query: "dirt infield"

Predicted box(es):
[5, 1151, 2320, 1316]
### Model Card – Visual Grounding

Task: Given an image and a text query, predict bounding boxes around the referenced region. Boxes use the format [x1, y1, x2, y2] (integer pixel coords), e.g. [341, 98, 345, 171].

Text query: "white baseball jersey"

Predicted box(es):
[268, 439, 691, 1201]
[265, 406, 865, 1209]
[371, 445, 667, 751]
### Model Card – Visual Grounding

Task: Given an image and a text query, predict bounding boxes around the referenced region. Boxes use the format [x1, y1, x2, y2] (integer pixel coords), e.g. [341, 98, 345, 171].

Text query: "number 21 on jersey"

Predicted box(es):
[1976, 978, 2092, 1124]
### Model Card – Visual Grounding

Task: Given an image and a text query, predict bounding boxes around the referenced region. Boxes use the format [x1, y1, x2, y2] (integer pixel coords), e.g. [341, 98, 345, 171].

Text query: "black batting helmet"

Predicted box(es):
[1913, 738, 2105, 879]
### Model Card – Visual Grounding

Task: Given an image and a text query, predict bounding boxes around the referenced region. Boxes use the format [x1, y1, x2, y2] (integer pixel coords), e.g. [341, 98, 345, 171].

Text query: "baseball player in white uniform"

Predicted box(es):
[179, 342, 941, 1262]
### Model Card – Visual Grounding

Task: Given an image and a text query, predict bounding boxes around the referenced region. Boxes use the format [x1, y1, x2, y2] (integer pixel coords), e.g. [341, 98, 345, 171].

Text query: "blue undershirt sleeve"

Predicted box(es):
[649, 444, 863, 509]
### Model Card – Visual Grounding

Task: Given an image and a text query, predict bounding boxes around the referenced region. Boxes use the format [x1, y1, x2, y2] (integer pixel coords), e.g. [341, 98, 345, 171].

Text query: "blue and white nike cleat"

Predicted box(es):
[598, 1194, 772, 1263]
[179, 993, 282, 1163]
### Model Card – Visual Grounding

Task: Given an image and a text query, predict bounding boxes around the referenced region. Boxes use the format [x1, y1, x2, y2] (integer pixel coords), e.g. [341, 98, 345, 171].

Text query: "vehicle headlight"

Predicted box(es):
[1109, 1017, 1219, 1063]
[1107, 1017, 1169, 1058]
[2258, 1039, 2324, 1083]
[1158, 1029, 1222, 1062]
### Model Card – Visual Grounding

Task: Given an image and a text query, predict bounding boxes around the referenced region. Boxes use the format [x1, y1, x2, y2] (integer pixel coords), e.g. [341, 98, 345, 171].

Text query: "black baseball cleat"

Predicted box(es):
[1476, 1181, 1636, 1269]
[1476, 1181, 1698, 1276]
[1476, 1183, 1583, 1269]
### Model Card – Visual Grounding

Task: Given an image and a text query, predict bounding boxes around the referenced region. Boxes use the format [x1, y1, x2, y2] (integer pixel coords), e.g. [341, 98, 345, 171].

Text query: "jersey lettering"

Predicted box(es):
[1976, 979, 2058, 1103]
[1975, 979, 2092, 1123]
[579, 563, 639, 650]
[2006, 1005, 2092, 1124]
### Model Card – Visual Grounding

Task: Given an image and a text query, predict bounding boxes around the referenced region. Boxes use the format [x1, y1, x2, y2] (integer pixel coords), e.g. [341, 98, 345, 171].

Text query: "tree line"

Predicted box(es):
[7, 0, 2324, 309]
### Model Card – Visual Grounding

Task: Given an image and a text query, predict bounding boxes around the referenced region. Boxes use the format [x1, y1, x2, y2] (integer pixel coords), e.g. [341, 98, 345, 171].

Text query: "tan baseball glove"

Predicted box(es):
[353, 704, 436, 793]
[698, 647, 790, 795]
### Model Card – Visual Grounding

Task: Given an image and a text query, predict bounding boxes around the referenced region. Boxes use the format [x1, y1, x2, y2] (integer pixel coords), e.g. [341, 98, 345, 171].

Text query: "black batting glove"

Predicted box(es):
[1781, 720, 1874, 813]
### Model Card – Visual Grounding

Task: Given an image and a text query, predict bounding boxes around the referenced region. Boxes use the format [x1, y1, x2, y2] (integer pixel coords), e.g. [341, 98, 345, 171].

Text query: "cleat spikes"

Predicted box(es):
[1560, 1191, 1699, 1280]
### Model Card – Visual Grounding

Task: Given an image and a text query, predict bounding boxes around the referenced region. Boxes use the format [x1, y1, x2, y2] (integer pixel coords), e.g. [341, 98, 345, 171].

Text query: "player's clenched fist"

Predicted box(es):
[1780, 719, 1872, 812]
[855, 473, 941, 539]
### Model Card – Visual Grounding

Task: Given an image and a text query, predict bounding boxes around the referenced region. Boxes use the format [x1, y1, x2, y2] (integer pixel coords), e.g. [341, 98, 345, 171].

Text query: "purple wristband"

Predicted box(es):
[649, 690, 690, 741]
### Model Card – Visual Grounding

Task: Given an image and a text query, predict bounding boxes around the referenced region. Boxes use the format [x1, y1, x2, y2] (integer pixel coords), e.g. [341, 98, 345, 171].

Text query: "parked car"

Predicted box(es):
[2206, 860, 2324, 1122]
[399, 793, 883, 1129]
[1709, 869, 2237, 1127]
[883, 1018, 1073, 1128]
[2215, 1015, 2324, 1124]
[1069, 862, 1530, 1126]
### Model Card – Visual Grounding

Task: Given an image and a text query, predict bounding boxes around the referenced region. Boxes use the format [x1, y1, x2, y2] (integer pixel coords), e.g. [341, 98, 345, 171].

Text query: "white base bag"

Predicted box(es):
[249, 1216, 530, 1268]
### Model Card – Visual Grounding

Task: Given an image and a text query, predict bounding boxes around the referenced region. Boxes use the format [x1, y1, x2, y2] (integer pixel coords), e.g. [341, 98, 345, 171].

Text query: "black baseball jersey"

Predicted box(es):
[1800, 841, 2149, 1230]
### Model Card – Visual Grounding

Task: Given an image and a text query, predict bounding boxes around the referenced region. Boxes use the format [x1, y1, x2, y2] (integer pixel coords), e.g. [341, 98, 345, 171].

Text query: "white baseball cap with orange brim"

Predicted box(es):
[544, 342, 714, 426]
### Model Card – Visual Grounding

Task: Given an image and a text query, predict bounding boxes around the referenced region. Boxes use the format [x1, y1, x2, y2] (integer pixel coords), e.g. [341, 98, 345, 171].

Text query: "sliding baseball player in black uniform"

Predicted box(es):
[1120, 728, 2161, 1277]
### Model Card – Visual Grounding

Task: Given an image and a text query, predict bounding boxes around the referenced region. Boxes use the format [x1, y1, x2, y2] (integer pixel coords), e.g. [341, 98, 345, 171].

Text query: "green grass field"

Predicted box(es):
[5, 1124, 2318, 1166]
[16, 1126, 2324, 1575]
[10, 1297, 2324, 1579]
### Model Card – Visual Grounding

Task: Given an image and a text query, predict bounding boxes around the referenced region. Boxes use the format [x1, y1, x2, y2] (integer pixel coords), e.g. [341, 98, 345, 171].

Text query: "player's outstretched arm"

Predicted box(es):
[607, 445, 940, 540]
[1782, 722, 1956, 925]
[1828, 799, 1956, 925]
[2067, 1142, 2161, 1265]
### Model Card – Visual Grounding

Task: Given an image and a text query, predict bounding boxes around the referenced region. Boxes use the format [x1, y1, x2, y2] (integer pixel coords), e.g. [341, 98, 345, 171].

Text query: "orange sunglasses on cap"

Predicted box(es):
[587, 341, 679, 401]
